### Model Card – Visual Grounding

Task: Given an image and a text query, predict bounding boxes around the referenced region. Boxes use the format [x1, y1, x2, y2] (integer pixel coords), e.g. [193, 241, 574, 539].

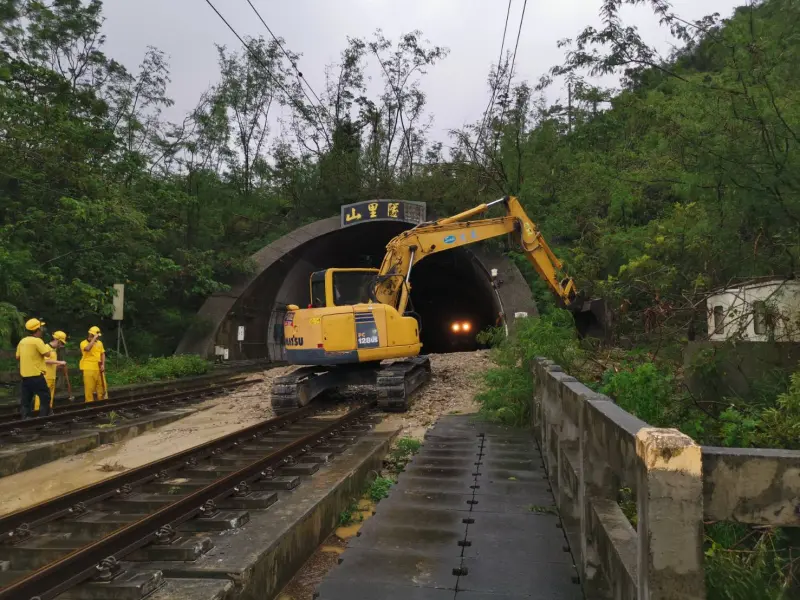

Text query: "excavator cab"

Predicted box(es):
[283, 267, 421, 368]
[308, 268, 378, 308]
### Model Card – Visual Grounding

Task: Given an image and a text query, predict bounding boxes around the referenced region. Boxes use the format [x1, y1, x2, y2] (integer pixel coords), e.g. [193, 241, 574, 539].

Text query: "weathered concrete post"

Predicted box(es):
[636, 428, 705, 599]
[579, 398, 619, 598]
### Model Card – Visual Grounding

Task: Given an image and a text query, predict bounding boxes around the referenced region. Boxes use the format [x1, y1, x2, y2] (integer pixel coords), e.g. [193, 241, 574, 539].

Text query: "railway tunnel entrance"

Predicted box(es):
[176, 200, 537, 361]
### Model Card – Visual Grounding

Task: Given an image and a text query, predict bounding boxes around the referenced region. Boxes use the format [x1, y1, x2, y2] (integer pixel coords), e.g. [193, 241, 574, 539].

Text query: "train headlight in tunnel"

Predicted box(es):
[451, 322, 461, 333]
[462, 322, 471, 332]
[451, 321, 472, 334]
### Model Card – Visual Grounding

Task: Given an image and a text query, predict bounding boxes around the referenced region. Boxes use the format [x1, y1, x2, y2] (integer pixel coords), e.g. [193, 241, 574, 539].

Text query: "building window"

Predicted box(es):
[713, 305, 725, 334]
[753, 301, 767, 335]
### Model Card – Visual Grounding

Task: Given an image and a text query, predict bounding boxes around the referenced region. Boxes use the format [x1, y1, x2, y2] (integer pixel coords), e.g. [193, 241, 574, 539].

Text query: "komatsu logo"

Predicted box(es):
[285, 336, 304, 347]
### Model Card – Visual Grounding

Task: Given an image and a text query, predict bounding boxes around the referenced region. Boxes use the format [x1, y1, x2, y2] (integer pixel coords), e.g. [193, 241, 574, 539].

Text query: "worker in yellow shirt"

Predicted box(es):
[15, 319, 66, 418]
[79, 326, 106, 402]
[34, 331, 70, 414]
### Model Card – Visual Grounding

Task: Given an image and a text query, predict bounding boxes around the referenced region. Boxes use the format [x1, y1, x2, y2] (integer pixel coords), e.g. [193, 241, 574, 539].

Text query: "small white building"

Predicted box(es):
[706, 278, 800, 342]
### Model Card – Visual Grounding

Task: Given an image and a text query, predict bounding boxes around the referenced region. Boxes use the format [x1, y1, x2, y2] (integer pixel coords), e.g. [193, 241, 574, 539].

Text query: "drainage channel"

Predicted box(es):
[0, 400, 376, 600]
[0, 377, 258, 442]
[315, 414, 582, 600]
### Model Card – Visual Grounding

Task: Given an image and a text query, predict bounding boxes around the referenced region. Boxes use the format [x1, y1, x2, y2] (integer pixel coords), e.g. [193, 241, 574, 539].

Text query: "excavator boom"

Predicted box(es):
[373, 196, 578, 315]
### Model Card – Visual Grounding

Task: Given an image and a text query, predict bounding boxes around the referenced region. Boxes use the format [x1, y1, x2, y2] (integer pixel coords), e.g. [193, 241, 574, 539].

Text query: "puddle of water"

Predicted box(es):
[334, 523, 360, 539]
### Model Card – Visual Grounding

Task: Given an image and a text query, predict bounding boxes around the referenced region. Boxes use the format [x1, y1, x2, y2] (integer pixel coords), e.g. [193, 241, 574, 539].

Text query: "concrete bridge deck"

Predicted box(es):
[316, 415, 583, 599]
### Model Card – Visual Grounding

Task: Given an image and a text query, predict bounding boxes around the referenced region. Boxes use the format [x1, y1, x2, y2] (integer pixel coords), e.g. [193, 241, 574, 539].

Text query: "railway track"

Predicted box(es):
[0, 376, 259, 443]
[0, 372, 260, 422]
[0, 400, 375, 600]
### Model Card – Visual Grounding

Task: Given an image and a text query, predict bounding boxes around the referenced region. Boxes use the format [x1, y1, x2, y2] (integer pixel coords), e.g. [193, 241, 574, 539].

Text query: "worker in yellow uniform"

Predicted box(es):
[80, 326, 106, 402]
[15, 319, 66, 418]
[34, 331, 70, 414]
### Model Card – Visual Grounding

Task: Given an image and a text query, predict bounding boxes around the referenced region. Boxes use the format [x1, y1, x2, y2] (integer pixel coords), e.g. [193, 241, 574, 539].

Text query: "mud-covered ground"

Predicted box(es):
[0, 350, 491, 534]
[0, 369, 290, 515]
[377, 350, 491, 438]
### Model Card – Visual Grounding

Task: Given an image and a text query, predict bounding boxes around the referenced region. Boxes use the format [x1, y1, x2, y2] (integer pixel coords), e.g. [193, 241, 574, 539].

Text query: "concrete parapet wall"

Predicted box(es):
[702, 446, 800, 526]
[531, 358, 800, 600]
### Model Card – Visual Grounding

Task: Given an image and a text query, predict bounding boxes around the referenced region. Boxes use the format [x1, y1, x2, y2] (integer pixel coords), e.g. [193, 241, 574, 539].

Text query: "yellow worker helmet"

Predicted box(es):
[88, 326, 102, 336]
[53, 331, 68, 344]
[25, 318, 45, 331]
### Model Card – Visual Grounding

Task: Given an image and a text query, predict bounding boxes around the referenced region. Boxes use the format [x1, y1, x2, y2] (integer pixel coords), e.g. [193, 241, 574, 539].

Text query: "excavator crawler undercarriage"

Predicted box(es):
[270, 355, 432, 415]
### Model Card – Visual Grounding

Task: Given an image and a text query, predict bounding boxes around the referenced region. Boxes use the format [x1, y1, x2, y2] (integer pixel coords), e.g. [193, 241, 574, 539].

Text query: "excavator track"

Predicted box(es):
[376, 355, 432, 412]
[270, 366, 324, 415]
[270, 356, 431, 414]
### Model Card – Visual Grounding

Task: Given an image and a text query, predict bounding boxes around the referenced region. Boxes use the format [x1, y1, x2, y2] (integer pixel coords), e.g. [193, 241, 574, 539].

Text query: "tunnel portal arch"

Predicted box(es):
[176, 202, 537, 360]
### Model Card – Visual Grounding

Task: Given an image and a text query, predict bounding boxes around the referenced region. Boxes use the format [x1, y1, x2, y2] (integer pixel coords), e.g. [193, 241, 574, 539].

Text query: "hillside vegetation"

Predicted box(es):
[2, 0, 797, 357]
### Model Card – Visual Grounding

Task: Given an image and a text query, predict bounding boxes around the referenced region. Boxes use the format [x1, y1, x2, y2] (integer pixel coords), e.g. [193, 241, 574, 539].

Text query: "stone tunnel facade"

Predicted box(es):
[176, 203, 537, 361]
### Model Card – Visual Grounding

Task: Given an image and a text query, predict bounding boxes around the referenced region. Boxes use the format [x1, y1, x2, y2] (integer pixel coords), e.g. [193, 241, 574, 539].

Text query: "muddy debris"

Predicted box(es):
[378, 350, 491, 439]
[0, 351, 492, 522]
[0, 366, 292, 516]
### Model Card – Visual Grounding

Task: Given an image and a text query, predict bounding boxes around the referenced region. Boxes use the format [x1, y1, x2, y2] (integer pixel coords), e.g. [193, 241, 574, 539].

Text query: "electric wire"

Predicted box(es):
[243, 0, 330, 129]
[473, 0, 513, 155]
[202, 0, 329, 142]
[497, 0, 528, 129]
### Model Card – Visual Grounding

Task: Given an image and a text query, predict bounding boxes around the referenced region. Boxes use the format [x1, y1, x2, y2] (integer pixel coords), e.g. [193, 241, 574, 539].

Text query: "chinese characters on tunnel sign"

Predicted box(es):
[340, 200, 426, 228]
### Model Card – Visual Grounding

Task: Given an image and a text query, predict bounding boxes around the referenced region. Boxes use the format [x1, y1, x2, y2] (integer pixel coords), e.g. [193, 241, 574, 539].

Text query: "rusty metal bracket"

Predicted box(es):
[198, 499, 219, 518]
[7, 523, 31, 545]
[69, 502, 88, 516]
[94, 557, 122, 582]
[154, 525, 176, 545]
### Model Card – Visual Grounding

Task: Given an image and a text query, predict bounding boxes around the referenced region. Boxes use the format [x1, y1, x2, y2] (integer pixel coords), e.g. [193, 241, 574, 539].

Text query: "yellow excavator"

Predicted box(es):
[271, 196, 603, 413]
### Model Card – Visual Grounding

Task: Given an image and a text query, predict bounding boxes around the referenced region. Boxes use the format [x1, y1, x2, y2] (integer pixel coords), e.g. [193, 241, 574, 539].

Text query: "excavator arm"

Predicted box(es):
[272, 195, 604, 415]
[372, 196, 579, 315]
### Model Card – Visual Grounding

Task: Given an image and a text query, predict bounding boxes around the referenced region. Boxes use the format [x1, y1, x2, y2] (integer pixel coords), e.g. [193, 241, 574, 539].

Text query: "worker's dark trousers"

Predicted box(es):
[20, 374, 52, 419]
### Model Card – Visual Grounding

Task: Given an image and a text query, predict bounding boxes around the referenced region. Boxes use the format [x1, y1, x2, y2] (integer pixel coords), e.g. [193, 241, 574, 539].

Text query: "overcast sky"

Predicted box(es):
[101, 0, 742, 144]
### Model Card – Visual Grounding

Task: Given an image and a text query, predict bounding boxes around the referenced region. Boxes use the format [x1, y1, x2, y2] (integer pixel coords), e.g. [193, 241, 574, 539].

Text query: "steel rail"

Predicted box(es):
[0, 400, 375, 600]
[0, 371, 257, 421]
[0, 378, 260, 436]
[0, 374, 252, 421]
[0, 400, 315, 536]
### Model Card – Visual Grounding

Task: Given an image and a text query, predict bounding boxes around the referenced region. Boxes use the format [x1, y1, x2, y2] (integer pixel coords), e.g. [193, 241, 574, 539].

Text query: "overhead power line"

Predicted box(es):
[202, 0, 330, 143]
[474, 0, 513, 153]
[243, 0, 330, 125]
[498, 0, 528, 127]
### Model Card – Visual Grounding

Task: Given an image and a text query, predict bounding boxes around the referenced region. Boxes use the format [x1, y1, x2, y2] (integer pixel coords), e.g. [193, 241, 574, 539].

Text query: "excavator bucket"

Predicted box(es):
[568, 297, 610, 341]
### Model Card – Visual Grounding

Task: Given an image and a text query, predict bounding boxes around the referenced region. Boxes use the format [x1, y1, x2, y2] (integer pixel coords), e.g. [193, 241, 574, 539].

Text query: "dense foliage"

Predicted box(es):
[3, 0, 798, 359]
[480, 0, 800, 345]
[0, 0, 453, 354]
